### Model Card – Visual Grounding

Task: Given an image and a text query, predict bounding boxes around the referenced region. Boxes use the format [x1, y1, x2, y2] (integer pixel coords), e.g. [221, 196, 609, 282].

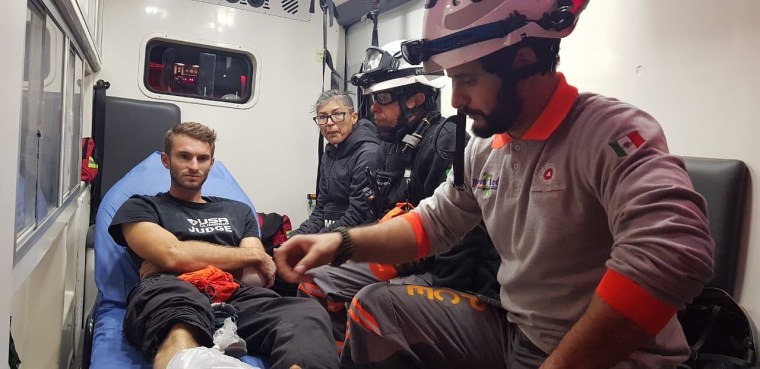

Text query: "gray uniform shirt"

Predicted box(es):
[413, 76, 714, 366]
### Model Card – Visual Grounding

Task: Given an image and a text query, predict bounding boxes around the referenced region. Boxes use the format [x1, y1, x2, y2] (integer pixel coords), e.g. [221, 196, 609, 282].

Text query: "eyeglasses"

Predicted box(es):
[313, 111, 349, 126]
[371, 91, 397, 106]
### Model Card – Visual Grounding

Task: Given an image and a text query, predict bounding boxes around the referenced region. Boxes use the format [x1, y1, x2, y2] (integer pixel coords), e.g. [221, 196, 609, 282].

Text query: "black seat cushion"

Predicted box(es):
[683, 157, 749, 296]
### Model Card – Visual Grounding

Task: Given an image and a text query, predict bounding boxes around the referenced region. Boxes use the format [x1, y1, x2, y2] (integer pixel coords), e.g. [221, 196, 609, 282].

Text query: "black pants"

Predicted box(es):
[124, 274, 339, 369]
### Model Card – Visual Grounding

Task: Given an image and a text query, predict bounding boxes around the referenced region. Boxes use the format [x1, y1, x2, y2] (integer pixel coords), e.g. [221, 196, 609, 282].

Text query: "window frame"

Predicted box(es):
[15, 0, 87, 261]
[16, 0, 48, 240]
[61, 46, 84, 199]
[137, 34, 261, 109]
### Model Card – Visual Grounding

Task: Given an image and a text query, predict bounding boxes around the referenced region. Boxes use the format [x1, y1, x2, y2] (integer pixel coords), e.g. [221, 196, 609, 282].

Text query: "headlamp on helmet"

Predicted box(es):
[363, 47, 399, 73]
[350, 47, 400, 88]
[351, 40, 449, 94]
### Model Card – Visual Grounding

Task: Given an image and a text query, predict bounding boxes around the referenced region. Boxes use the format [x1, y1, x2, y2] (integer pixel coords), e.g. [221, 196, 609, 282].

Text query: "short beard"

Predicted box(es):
[173, 179, 202, 191]
[170, 169, 204, 191]
[467, 81, 522, 139]
[375, 113, 409, 142]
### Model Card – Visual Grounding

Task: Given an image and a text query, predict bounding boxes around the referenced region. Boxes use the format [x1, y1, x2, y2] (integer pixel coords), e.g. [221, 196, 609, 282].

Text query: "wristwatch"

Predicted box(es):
[330, 226, 354, 267]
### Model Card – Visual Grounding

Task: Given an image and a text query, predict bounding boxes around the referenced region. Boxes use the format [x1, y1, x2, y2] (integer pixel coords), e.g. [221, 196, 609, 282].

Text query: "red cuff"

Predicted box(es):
[400, 212, 431, 259]
[596, 268, 677, 336]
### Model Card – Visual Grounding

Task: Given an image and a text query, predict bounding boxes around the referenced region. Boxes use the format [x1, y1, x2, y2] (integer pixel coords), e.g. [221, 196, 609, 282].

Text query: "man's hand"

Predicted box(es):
[274, 233, 342, 283]
[139, 260, 164, 279]
[246, 247, 276, 288]
[238, 237, 276, 288]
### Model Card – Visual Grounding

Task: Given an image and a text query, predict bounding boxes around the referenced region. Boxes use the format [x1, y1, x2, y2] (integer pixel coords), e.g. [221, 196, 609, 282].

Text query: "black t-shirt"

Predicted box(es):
[108, 192, 259, 265]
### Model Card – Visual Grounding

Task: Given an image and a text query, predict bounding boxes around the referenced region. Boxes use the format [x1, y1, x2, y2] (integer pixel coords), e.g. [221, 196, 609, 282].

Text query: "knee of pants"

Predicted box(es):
[345, 283, 396, 338]
[353, 283, 395, 309]
[283, 297, 332, 323]
[276, 299, 335, 340]
[131, 275, 211, 309]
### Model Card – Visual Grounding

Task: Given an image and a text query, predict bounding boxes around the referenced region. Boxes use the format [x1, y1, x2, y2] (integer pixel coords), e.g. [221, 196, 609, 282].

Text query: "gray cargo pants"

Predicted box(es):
[340, 283, 547, 369]
[297, 262, 431, 354]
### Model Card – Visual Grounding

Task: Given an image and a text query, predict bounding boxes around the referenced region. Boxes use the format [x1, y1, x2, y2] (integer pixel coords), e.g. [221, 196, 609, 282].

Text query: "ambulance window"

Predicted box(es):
[144, 40, 254, 104]
[16, 1, 73, 246]
[17, 1, 47, 236]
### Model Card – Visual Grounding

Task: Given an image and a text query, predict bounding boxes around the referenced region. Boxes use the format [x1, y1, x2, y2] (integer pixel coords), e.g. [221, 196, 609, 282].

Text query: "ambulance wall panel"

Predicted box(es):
[11, 229, 66, 369]
[1, 1, 29, 365]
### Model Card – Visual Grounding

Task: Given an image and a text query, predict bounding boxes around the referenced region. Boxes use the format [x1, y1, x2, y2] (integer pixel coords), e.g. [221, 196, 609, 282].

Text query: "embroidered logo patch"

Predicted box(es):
[532, 162, 566, 198]
[540, 163, 556, 185]
[472, 173, 499, 198]
[609, 131, 645, 157]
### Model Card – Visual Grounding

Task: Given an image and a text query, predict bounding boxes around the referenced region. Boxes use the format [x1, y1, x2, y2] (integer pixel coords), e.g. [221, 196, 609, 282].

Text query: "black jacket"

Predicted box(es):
[373, 113, 454, 208]
[294, 119, 379, 235]
[374, 112, 501, 299]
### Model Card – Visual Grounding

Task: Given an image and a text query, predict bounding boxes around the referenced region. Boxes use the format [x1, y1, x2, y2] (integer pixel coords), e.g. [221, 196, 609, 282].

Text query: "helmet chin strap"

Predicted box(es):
[376, 88, 438, 142]
[393, 89, 438, 142]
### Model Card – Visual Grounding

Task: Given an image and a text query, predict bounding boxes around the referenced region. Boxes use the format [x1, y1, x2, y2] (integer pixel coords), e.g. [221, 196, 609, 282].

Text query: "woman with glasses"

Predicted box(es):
[290, 90, 379, 238]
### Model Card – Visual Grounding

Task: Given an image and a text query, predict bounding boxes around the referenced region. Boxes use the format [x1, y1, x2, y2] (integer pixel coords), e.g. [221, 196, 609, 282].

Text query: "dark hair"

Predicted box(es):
[480, 37, 561, 78]
[313, 89, 355, 113]
[164, 122, 217, 156]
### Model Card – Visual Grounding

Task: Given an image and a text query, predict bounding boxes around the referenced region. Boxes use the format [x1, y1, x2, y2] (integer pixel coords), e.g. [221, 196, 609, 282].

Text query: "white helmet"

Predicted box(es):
[351, 40, 448, 94]
[401, 0, 589, 72]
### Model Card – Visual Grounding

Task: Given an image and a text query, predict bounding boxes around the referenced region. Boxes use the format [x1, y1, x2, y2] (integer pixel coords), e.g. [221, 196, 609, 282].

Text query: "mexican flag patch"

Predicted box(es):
[609, 131, 645, 157]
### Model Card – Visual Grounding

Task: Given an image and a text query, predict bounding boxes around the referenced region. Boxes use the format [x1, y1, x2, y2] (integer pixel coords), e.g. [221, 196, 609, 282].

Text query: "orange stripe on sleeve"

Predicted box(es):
[596, 268, 677, 336]
[400, 212, 431, 259]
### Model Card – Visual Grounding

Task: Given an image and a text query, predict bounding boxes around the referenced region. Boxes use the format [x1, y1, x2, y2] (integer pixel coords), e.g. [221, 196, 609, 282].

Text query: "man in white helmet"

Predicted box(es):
[297, 40, 500, 354]
[276, 1, 715, 368]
